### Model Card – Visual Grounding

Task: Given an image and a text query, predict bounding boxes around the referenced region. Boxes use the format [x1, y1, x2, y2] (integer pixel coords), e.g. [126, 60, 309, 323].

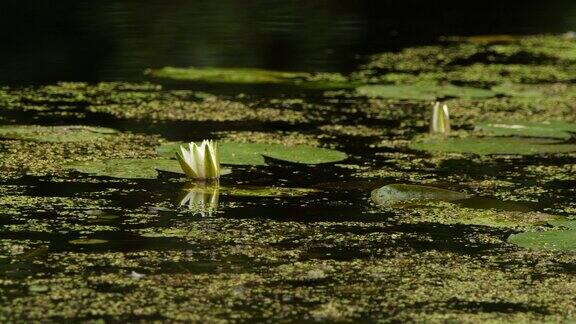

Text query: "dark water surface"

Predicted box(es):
[2, 0, 576, 84]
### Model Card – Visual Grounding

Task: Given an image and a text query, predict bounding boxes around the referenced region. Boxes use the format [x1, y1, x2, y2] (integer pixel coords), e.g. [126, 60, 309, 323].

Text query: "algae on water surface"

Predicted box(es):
[1, 34, 576, 322]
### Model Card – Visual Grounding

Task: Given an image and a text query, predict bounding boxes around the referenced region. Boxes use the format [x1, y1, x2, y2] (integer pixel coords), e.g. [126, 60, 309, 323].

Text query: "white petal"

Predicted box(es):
[192, 143, 205, 179]
[180, 146, 192, 165]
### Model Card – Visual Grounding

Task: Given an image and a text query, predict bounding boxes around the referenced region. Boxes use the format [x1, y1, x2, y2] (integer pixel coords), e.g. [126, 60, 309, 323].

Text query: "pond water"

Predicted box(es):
[2, 1, 576, 322]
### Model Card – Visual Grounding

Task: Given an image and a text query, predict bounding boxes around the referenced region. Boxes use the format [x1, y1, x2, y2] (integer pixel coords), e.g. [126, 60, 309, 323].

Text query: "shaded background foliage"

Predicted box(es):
[1, 0, 576, 85]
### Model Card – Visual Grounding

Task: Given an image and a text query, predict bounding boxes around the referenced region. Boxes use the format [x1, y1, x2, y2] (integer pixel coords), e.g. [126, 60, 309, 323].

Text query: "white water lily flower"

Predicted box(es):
[430, 102, 451, 135]
[176, 140, 221, 180]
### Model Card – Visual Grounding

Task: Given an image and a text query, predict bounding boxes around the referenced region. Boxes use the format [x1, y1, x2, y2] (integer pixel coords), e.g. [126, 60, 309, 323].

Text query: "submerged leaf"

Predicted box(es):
[371, 184, 469, 205]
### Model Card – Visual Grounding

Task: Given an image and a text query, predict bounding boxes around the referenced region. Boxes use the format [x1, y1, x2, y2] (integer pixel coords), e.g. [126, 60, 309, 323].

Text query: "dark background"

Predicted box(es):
[1, 0, 575, 85]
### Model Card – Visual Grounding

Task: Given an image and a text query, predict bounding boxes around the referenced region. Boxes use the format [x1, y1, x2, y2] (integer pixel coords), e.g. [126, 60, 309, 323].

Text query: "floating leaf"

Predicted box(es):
[410, 137, 576, 155]
[356, 83, 496, 100]
[477, 121, 576, 139]
[66, 158, 182, 179]
[158, 142, 347, 166]
[0, 125, 118, 142]
[146, 66, 352, 89]
[371, 184, 469, 205]
[66, 158, 231, 179]
[69, 239, 108, 245]
[147, 66, 309, 84]
[508, 230, 576, 251]
[547, 219, 576, 230]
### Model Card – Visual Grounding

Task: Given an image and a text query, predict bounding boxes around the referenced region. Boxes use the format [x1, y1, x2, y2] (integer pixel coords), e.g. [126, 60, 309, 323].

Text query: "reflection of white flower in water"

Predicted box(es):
[430, 102, 451, 135]
[178, 182, 219, 217]
[176, 140, 220, 180]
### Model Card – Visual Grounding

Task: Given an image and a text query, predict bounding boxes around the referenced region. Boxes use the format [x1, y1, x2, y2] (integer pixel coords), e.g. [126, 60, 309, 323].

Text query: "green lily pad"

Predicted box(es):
[547, 219, 576, 230]
[66, 158, 232, 179]
[147, 66, 309, 84]
[409, 137, 576, 155]
[146, 66, 352, 89]
[158, 142, 347, 166]
[68, 239, 108, 245]
[477, 121, 576, 139]
[0, 125, 118, 142]
[356, 83, 496, 100]
[371, 184, 469, 205]
[66, 158, 183, 179]
[508, 230, 576, 251]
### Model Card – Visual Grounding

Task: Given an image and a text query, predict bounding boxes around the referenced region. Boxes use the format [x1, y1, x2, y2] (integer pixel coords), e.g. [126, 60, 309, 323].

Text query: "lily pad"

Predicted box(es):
[477, 121, 576, 139]
[356, 83, 496, 100]
[68, 239, 108, 245]
[158, 142, 347, 166]
[0, 125, 118, 142]
[66, 158, 183, 179]
[146, 66, 352, 89]
[371, 184, 469, 205]
[547, 219, 576, 230]
[409, 137, 576, 155]
[147, 66, 309, 84]
[66, 158, 232, 179]
[508, 230, 576, 251]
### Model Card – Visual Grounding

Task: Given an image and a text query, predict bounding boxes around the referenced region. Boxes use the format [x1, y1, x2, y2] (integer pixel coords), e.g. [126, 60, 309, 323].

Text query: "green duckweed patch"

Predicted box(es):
[3, 244, 576, 322]
[398, 201, 558, 229]
[214, 130, 322, 147]
[356, 83, 496, 100]
[355, 35, 576, 86]
[0, 133, 160, 179]
[318, 124, 383, 137]
[88, 97, 308, 123]
[0, 125, 118, 142]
